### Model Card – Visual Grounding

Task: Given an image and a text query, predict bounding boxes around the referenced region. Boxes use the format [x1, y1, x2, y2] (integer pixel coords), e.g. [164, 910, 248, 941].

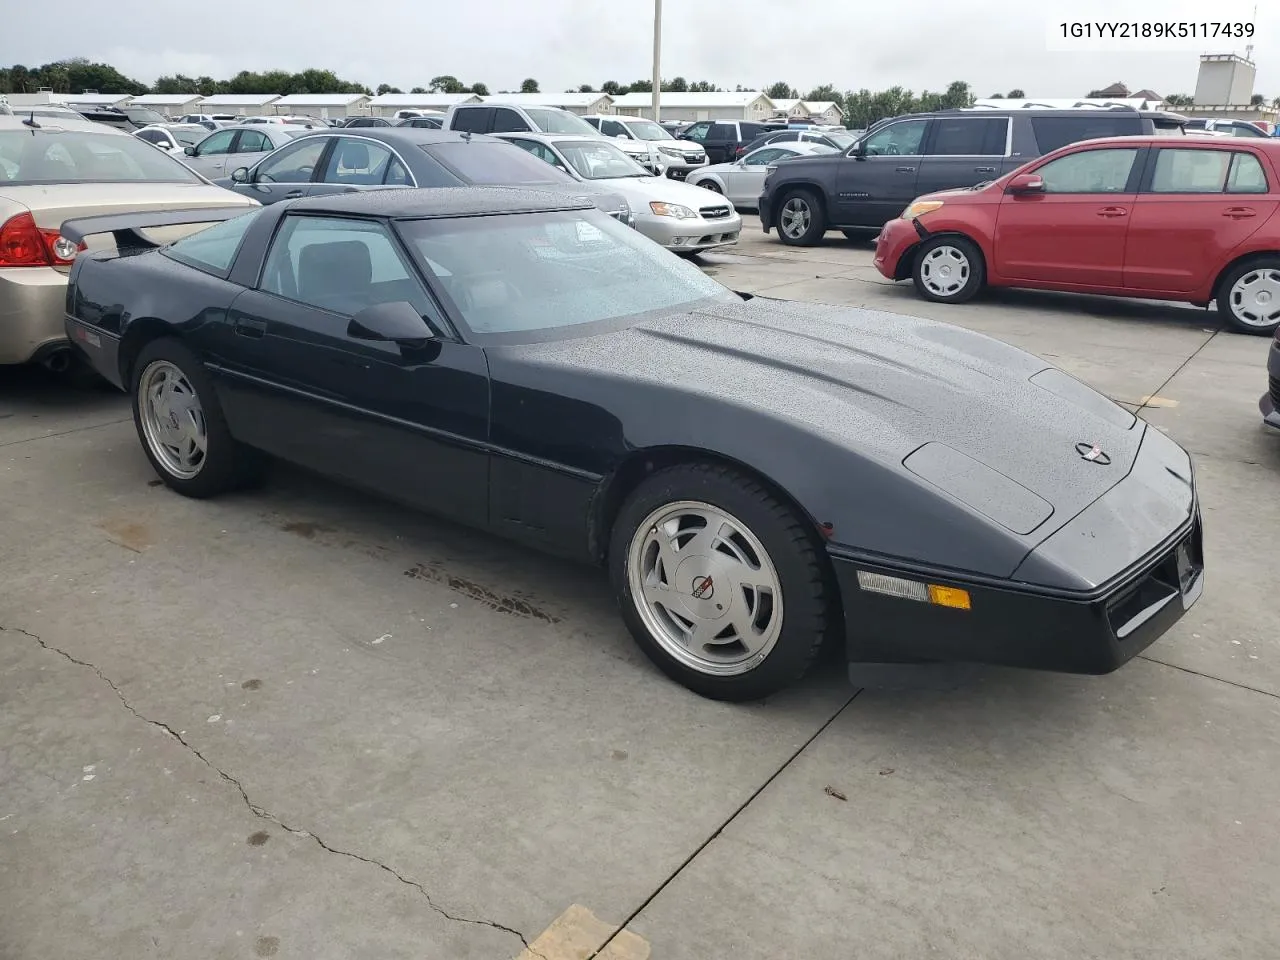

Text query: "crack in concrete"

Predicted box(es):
[5, 625, 541, 959]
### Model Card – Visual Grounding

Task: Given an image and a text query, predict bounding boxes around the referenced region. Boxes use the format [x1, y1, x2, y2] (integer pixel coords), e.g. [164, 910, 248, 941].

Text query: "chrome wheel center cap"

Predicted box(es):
[675, 555, 730, 619]
[938, 265, 952, 278]
[1258, 290, 1273, 305]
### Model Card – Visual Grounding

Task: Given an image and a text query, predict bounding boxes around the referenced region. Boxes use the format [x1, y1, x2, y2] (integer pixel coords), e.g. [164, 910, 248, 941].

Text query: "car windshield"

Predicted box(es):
[524, 108, 598, 135]
[425, 141, 570, 184]
[125, 107, 167, 125]
[168, 126, 207, 145]
[556, 140, 649, 179]
[625, 120, 672, 141]
[398, 209, 736, 339]
[825, 132, 855, 149]
[0, 129, 203, 185]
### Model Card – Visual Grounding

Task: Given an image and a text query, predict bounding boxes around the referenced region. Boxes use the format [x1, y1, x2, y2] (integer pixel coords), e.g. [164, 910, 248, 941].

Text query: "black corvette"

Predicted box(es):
[61, 188, 1205, 701]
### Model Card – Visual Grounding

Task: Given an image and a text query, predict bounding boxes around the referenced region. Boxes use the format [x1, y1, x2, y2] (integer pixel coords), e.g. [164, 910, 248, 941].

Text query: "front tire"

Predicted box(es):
[911, 234, 984, 304]
[609, 463, 830, 701]
[697, 179, 722, 194]
[776, 189, 826, 246]
[1217, 257, 1280, 335]
[131, 337, 264, 498]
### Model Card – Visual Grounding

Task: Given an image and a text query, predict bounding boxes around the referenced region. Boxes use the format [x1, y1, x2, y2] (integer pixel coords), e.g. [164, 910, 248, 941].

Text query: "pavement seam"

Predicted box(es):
[1134, 326, 1221, 418]
[1138, 652, 1280, 701]
[5, 624, 542, 959]
[584, 688, 862, 960]
[0, 417, 132, 448]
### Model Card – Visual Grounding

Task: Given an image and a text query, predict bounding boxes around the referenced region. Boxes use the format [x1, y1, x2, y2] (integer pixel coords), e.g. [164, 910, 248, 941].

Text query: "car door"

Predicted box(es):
[217, 213, 491, 525]
[702, 122, 738, 164]
[187, 128, 238, 176]
[233, 136, 333, 204]
[1123, 147, 1279, 293]
[915, 116, 1010, 195]
[450, 106, 492, 133]
[993, 145, 1144, 287]
[680, 121, 712, 151]
[490, 107, 532, 133]
[306, 136, 412, 199]
[723, 146, 791, 204]
[835, 117, 930, 226]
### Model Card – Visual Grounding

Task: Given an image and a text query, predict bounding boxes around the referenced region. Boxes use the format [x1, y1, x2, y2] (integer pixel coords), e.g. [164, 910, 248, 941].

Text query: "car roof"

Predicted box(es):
[0, 115, 127, 134]
[283, 185, 595, 219]
[290, 127, 492, 147]
[1055, 133, 1280, 150]
[492, 131, 599, 145]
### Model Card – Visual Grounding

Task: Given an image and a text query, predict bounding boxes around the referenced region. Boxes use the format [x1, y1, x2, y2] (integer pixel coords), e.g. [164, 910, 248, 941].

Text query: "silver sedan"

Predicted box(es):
[685, 142, 835, 210]
[180, 124, 312, 179]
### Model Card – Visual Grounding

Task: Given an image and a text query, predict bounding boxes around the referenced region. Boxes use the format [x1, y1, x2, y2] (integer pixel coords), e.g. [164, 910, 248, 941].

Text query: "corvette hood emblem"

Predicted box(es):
[1076, 442, 1112, 465]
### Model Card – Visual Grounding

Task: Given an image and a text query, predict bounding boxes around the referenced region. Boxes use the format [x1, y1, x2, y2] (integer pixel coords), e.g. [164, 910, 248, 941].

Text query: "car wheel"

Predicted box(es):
[776, 189, 826, 246]
[131, 337, 264, 498]
[912, 235, 984, 304]
[1217, 257, 1280, 335]
[609, 462, 830, 701]
[698, 180, 723, 194]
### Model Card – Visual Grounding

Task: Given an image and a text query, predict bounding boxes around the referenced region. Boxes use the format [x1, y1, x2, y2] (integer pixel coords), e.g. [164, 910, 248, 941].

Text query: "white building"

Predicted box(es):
[479, 92, 614, 115]
[130, 93, 203, 116]
[770, 98, 845, 125]
[195, 93, 281, 117]
[368, 92, 482, 118]
[611, 91, 774, 123]
[272, 93, 371, 119]
[6, 91, 134, 108]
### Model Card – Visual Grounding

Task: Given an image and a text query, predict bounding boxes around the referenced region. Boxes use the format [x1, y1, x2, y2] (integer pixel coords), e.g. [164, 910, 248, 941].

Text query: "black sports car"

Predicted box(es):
[61, 188, 1205, 702]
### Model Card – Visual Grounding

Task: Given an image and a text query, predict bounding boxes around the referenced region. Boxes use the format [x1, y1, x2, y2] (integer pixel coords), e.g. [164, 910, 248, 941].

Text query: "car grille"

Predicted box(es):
[1270, 375, 1280, 409]
[700, 205, 731, 220]
[683, 152, 703, 163]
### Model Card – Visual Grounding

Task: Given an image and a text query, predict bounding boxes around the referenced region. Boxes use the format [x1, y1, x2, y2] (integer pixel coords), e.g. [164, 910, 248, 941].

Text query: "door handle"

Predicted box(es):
[1223, 207, 1257, 219]
[234, 317, 267, 338]
[974, 166, 996, 173]
[1096, 207, 1128, 218]
[895, 166, 916, 173]
[284, 189, 304, 199]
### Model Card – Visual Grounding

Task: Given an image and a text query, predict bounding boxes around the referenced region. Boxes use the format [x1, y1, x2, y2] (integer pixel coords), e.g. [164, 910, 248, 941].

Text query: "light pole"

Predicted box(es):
[651, 0, 662, 122]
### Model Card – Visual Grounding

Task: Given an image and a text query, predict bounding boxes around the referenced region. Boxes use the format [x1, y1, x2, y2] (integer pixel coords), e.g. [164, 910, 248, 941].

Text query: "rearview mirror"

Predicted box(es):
[231, 166, 250, 183]
[183, 145, 196, 156]
[1007, 173, 1045, 194]
[348, 301, 436, 349]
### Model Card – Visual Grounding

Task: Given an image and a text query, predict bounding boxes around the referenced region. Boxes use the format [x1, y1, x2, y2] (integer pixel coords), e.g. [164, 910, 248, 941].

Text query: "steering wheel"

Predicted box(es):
[886, 143, 901, 156]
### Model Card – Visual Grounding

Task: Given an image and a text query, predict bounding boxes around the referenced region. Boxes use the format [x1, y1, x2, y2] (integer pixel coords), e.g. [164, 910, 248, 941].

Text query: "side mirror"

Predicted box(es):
[348, 301, 436, 349]
[850, 142, 867, 159]
[615, 134, 629, 140]
[183, 145, 197, 156]
[1007, 173, 1045, 194]
[231, 166, 250, 183]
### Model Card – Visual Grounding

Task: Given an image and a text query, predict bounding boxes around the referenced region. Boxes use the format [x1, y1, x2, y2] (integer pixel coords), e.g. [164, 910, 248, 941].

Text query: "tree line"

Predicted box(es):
[9, 59, 1273, 126]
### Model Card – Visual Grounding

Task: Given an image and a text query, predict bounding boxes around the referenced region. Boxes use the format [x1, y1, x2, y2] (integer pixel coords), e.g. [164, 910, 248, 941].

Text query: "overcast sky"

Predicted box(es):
[5, 0, 1277, 100]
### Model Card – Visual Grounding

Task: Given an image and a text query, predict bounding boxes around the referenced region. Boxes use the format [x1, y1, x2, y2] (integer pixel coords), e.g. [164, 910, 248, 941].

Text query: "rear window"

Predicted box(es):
[0, 129, 203, 185]
[424, 141, 571, 185]
[929, 117, 1009, 156]
[1030, 115, 1143, 153]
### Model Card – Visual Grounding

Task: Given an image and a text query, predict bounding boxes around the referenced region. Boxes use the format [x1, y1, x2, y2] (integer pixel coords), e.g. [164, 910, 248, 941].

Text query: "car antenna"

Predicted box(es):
[23, 110, 41, 129]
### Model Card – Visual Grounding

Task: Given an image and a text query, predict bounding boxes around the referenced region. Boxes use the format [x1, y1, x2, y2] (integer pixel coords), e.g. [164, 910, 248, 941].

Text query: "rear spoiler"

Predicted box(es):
[59, 205, 257, 253]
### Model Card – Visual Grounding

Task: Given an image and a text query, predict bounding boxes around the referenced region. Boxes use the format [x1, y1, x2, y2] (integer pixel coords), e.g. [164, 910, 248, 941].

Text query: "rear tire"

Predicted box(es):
[130, 337, 265, 498]
[775, 189, 826, 246]
[1217, 256, 1280, 335]
[608, 462, 830, 701]
[698, 180, 723, 194]
[911, 234, 984, 304]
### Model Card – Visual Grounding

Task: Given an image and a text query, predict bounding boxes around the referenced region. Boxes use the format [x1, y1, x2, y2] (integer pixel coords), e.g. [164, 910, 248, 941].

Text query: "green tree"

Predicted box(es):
[154, 74, 200, 94]
[410, 86, 428, 94]
[688, 80, 719, 93]
[1250, 93, 1265, 106]
[578, 83, 594, 93]
[940, 80, 975, 108]
[805, 84, 839, 102]
[376, 83, 402, 95]
[601, 80, 624, 95]
[628, 79, 653, 93]
[1006, 88, 1025, 98]
[520, 77, 539, 93]
[663, 76, 688, 92]
[469, 81, 490, 96]
[1164, 92, 1194, 106]
[430, 75, 466, 94]
[765, 81, 797, 100]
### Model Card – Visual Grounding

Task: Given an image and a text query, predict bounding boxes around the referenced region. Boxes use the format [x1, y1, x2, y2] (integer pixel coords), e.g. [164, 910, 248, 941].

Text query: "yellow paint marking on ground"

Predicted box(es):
[514, 903, 651, 960]
[1139, 395, 1180, 408]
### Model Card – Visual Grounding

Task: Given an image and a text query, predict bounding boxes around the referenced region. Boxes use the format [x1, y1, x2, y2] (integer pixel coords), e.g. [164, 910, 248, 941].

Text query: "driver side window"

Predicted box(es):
[254, 137, 328, 183]
[196, 130, 236, 155]
[861, 119, 928, 157]
[602, 119, 629, 138]
[681, 122, 711, 143]
[1033, 148, 1139, 194]
[743, 147, 787, 166]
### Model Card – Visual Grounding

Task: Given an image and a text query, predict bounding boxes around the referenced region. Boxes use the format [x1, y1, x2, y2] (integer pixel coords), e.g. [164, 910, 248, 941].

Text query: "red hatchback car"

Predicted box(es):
[875, 135, 1280, 335]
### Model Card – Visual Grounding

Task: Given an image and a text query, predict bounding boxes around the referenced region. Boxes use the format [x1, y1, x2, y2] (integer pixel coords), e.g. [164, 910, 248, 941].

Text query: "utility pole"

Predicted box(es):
[651, 0, 662, 122]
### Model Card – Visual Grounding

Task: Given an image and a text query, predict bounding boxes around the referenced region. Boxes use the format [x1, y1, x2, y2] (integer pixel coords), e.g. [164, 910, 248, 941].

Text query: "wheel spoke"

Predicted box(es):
[683, 517, 730, 556]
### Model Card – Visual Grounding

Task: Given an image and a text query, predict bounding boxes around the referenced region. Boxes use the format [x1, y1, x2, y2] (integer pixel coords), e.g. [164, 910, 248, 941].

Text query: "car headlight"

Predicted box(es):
[902, 200, 944, 219]
[649, 202, 696, 219]
[658, 145, 683, 159]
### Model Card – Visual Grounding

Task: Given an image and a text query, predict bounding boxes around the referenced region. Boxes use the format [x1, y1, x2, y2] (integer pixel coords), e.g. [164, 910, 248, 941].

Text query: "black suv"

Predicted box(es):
[759, 106, 1187, 245]
[678, 119, 776, 164]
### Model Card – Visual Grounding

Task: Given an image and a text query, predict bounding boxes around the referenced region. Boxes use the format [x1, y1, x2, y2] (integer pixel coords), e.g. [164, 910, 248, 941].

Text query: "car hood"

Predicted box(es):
[500, 297, 1146, 545]
[600, 175, 732, 208]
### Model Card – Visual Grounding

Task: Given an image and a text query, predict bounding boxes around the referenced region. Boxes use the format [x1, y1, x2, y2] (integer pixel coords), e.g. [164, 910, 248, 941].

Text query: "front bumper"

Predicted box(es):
[1259, 340, 1280, 429]
[0, 266, 71, 365]
[635, 211, 742, 252]
[873, 217, 921, 280]
[661, 154, 708, 180]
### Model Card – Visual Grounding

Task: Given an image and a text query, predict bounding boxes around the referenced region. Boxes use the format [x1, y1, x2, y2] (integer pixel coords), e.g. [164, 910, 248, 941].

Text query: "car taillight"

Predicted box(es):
[0, 213, 84, 267]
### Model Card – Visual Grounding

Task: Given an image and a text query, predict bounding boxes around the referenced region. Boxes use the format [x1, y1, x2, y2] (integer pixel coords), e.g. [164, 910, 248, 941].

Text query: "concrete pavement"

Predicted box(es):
[2, 219, 1277, 959]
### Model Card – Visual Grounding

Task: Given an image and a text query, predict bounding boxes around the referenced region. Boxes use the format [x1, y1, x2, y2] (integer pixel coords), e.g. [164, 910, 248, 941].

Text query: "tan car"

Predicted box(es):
[0, 115, 258, 371]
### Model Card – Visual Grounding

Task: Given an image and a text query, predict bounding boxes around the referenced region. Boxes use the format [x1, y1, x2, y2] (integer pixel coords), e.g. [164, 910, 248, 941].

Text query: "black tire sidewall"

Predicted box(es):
[130, 337, 247, 498]
[912, 234, 985, 304]
[1216, 258, 1280, 335]
[608, 463, 829, 701]
[776, 189, 825, 246]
